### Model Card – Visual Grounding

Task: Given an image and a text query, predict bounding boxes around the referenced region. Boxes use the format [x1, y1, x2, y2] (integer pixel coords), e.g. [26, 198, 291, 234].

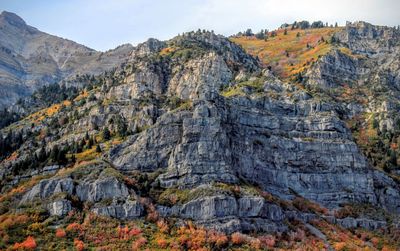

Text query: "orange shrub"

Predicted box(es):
[371, 237, 380, 247]
[66, 222, 82, 232]
[55, 228, 66, 238]
[190, 228, 207, 249]
[208, 230, 228, 248]
[132, 237, 147, 250]
[156, 219, 169, 233]
[259, 234, 276, 248]
[231, 232, 247, 245]
[333, 242, 347, 251]
[117, 225, 129, 240]
[382, 246, 397, 251]
[129, 227, 142, 237]
[13, 236, 37, 250]
[74, 239, 85, 251]
[156, 237, 168, 248]
[250, 238, 262, 250]
[0, 214, 30, 230]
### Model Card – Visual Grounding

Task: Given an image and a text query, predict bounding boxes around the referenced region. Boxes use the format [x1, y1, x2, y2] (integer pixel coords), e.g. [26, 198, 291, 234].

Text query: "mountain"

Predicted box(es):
[0, 17, 400, 250]
[0, 11, 133, 109]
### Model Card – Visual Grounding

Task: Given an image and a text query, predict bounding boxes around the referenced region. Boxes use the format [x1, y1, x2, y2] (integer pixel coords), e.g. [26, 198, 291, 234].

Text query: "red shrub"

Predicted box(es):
[208, 230, 228, 248]
[56, 228, 67, 238]
[117, 225, 129, 240]
[13, 236, 37, 250]
[132, 237, 147, 250]
[156, 237, 168, 248]
[128, 227, 142, 237]
[74, 239, 85, 251]
[66, 222, 82, 232]
[156, 219, 169, 233]
[231, 232, 247, 245]
[259, 234, 276, 248]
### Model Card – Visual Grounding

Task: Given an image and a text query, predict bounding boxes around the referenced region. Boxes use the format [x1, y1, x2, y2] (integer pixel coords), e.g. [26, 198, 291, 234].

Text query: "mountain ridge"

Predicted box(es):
[0, 11, 133, 109]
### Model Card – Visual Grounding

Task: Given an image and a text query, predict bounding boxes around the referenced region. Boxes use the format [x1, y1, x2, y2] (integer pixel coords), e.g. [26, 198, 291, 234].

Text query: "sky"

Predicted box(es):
[1, 0, 399, 51]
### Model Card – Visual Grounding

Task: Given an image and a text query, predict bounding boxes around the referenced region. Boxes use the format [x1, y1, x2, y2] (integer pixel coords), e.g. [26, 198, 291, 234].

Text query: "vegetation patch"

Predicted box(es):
[231, 27, 342, 81]
[221, 77, 265, 97]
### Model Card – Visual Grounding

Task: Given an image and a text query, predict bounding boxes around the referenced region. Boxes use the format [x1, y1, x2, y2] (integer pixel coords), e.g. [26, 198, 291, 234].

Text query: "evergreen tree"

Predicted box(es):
[71, 154, 76, 163]
[38, 146, 47, 162]
[372, 117, 379, 129]
[50, 145, 59, 163]
[88, 137, 94, 149]
[255, 30, 265, 39]
[245, 28, 253, 36]
[389, 150, 397, 166]
[102, 127, 111, 141]
[80, 138, 86, 149]
[117, 122, 128, 138]
[57, 148, 67, 164]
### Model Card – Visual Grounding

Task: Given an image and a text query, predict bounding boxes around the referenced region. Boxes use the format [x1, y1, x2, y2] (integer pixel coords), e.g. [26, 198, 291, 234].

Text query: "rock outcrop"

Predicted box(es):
[92, 200, 144, 220]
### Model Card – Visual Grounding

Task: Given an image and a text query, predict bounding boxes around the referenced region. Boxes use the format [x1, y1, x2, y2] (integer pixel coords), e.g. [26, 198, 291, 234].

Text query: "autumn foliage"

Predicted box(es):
[74, 239, 85, 251]
[12, 236, 37, 250]
[55, 228, 67, 238]
[66, 222, 83, 233]
[231, 27, 341, 80]
[132, 236, 147, 250]
[231, 232, 247, 245]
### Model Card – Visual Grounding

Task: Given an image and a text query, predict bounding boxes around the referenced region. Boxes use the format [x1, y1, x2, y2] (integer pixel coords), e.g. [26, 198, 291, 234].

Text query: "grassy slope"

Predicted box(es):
[231, 27, 341, 80]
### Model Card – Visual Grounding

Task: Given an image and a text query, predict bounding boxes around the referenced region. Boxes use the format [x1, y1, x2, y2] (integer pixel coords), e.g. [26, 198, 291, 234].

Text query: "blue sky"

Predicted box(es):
[1, 0, 399, 51]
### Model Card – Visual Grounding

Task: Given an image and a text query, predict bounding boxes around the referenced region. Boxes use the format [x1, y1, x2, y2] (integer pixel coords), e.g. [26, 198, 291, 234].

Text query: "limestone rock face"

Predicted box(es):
[167, 52, 232, 100]
[179, 195, 238, 220]
[110, 112, 188, 173]
[305, 49, 359, 89]
[76, 177, 129, 203]
[20, 178, 74, 204]
[335, 21, 400, 54]
[47, 200, 72, 216]
[160, 99, 239, 188]
[92, 200, 144, 220]
[157, 195, 286, 233]
[19, 163, 142, 219]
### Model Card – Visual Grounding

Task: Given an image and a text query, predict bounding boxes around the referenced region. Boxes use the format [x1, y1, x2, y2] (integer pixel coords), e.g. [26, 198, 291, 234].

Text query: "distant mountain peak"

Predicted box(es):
[0, 11, 27, 28]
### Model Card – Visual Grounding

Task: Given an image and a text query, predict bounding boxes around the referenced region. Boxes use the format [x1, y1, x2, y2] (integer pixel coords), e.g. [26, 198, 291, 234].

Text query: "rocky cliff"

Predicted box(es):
[0, 21, 400, 249]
